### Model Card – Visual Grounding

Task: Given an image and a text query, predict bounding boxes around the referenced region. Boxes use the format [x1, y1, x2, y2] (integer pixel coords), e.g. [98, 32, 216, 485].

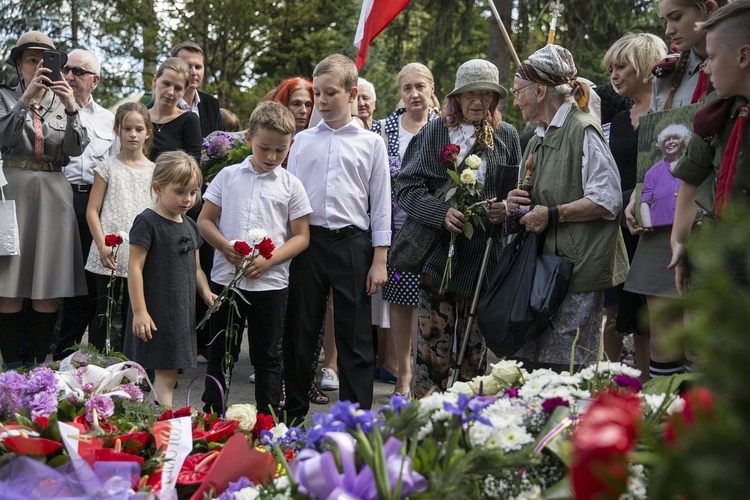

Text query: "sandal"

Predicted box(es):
[308, 383, 330, 405]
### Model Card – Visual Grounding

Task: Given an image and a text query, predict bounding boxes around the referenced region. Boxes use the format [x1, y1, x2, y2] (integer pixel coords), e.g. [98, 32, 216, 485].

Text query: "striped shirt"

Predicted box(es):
[395, 118, 522, 296]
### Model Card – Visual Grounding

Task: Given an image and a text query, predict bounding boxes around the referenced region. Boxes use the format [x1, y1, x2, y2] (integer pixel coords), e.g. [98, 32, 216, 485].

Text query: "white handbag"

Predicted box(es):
[0, 166, 20, 256]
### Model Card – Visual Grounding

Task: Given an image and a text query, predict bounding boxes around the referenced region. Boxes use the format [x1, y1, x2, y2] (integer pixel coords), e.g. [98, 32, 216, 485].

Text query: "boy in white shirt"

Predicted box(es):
[199, 101, 311, 415]
[284, 54, 391, 422]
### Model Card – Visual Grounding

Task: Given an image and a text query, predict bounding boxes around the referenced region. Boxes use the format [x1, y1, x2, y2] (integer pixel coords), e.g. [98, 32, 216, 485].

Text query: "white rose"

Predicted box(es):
[490, 360, 524, 385]
[247, 228, 267, 242]
[460, 168, 477, 185]
[465, 154, 482, 170]
[469, 374, 501, 395]
[448, 381, 474, 396]
[118, 230, 129, 242]
[225, 403, 258, 432]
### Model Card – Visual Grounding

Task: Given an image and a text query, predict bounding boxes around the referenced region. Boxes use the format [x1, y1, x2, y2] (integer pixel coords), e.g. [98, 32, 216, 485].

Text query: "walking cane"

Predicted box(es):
[447, 234, 494, 388]
[447, 165, 518, 389]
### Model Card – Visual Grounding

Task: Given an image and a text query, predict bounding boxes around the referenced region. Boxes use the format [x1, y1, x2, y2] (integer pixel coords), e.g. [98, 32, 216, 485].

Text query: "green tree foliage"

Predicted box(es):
[1, 0, 664, 129]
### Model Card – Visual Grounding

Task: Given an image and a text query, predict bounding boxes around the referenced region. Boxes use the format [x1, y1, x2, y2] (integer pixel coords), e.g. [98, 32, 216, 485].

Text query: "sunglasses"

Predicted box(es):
[62, 66, 96, 77]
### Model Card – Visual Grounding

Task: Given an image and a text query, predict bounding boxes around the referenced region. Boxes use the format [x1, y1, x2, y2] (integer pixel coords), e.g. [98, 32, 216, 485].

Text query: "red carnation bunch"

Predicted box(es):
[233, 240, 252, 256]
[256, 237, 275, 260]
[104, 233, 123, 247]
[440, 143, 460, 165]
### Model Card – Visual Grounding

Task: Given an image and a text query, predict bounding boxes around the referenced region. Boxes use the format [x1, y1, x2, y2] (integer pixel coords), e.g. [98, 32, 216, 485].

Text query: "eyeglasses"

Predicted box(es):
[62, 66, 96, 77]
[510, 82, 535, 96]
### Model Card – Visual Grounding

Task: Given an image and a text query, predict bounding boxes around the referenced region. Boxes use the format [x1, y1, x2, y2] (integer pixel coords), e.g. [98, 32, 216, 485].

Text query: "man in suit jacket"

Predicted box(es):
[170, 41, 223, 136]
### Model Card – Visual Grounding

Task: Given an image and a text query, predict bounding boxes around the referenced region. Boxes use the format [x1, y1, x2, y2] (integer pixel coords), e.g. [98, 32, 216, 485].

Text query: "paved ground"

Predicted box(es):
[172, 337, 399, 417]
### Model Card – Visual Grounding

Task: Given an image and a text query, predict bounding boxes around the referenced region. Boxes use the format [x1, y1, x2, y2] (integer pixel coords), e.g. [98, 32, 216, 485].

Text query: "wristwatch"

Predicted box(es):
[558, 205, 566, 223]
[65, 105, 79, 116]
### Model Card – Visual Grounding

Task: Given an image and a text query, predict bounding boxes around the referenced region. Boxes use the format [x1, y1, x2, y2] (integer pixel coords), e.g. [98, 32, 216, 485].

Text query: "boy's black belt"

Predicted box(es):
[310, 225, 365, 238]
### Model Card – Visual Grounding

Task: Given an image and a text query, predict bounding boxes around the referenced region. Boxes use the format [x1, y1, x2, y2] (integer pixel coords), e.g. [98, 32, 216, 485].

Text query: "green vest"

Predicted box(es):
[521, 108, 629, 292]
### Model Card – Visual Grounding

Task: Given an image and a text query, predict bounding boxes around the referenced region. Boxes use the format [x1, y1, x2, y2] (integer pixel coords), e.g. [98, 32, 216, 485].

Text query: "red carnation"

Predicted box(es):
[252, 412, 275, 441]
[440, 144, 460, 165]
[104, 233, 124, 247]
[233, 240, 252, 256]
[256, 237, 275, 260]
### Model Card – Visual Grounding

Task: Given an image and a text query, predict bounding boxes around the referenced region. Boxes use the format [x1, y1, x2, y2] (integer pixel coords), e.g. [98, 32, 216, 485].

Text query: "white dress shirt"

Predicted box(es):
[534, 102, 622, 218]
[287, 119, 392, 247]
[204, 157, 312, 292]
[178, 91, 201, 116]
[64, 97, 118, 185]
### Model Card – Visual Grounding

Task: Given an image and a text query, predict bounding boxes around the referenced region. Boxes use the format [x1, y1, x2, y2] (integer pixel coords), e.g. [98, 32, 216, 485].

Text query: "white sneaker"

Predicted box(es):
[320, 367, 339, 390]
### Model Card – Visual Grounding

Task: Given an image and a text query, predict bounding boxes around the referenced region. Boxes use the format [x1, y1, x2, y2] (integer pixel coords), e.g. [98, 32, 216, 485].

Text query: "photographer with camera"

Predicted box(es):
[0, 31, 89, 368]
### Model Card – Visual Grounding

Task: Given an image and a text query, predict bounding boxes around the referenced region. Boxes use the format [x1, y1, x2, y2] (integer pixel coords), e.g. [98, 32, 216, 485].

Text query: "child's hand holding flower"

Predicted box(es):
[224, 239, 251, 267]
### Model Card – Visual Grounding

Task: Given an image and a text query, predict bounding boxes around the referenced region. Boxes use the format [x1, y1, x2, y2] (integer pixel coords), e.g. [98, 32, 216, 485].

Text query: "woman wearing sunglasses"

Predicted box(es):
[0, 31, 89, 368]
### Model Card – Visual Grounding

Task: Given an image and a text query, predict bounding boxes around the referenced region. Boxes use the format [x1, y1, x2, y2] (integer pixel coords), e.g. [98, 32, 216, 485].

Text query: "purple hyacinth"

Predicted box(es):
[85, 395, 115, 422]
[0, 371, 27, 417]
[204, 133, 234, 160]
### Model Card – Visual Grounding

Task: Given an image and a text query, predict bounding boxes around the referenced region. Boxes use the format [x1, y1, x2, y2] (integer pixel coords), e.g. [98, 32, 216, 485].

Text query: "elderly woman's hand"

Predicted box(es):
[488, 197, 507, 224]
[443, 207, 465, 234]
[506, 188, 531, 213]
[520, 205, 550, 234]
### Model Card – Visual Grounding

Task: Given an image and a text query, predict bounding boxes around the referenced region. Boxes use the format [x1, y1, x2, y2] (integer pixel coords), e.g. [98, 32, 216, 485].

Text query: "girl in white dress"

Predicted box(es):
[85, 102, 156, 353]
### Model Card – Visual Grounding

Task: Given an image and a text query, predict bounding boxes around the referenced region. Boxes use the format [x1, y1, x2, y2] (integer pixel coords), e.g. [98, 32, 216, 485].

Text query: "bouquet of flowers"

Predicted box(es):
[201, 132, 251, 181]
[438, 144, 489, 291]
[198, 229, 275, 398]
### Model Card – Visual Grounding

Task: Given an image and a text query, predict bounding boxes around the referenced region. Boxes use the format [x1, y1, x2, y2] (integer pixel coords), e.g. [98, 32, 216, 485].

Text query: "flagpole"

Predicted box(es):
[546, 1, 564, 45]
[487, 0, 521, 68]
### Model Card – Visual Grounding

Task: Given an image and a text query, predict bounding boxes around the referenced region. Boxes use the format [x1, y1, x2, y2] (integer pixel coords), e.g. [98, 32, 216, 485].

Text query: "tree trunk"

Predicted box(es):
[488, 0, 514, 115]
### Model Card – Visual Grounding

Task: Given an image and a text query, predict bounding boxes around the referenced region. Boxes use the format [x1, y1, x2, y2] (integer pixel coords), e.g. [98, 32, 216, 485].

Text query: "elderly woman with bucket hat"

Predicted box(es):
[0, 31, 89, 368]
[395, 59, 522, 397]
[506, 44, 628, 372]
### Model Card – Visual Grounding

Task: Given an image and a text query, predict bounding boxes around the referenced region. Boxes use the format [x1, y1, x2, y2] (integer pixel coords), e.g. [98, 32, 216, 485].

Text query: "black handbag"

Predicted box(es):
[388, 217, 441, 274]
[477, 217, 573, 358]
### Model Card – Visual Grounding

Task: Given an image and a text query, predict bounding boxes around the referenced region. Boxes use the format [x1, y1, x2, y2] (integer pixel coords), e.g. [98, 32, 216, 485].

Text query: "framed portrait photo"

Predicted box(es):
[635, 103, 702, 228]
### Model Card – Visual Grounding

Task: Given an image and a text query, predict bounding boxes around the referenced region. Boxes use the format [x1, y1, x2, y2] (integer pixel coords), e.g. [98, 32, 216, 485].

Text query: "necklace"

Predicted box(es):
[153, 122, 164, 133]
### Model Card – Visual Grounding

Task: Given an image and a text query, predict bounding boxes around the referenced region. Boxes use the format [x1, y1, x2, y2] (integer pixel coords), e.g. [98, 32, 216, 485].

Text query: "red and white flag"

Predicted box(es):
[354, 0, 411, 69]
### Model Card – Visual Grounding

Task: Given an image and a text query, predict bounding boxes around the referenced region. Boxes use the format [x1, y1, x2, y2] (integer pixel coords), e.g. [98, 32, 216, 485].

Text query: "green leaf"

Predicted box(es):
[444, 186, 458, 201]
[447, 169, 461, 184]
[463, 220, 474, 238]
[642, 373, 694, 395]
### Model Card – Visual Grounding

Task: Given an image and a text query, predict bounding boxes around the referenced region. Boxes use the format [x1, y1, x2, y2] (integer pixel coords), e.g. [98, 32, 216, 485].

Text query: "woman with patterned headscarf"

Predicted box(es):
[506, 44, 629, 372]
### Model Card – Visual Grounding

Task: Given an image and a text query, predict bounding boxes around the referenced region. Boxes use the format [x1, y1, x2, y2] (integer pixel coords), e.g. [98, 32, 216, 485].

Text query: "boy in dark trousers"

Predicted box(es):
[283, 54, 391, 422]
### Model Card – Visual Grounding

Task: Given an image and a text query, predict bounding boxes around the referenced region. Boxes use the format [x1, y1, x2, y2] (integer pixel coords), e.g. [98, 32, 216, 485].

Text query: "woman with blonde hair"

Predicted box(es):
[601, 32, 668, 378]
[374, 62, 441, 397]
[148, 57, 202, 162]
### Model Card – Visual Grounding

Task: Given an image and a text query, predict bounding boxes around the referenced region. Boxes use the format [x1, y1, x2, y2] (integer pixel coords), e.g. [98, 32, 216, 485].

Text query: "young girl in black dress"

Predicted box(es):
[126, 151, 215, 407]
